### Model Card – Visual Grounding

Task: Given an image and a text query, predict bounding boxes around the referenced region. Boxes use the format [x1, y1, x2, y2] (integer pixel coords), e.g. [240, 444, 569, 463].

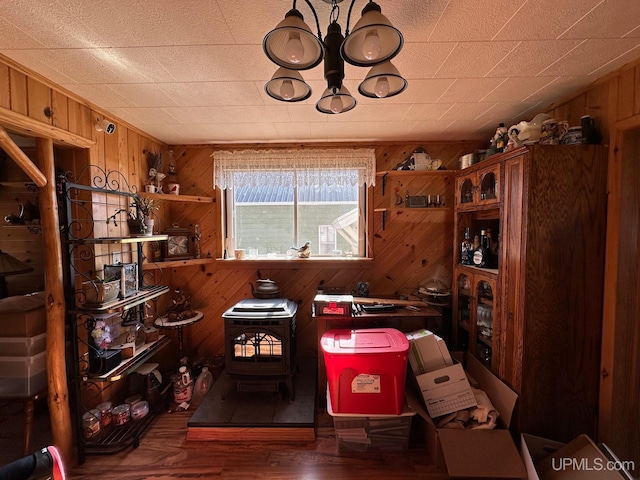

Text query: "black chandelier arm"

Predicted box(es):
[299, 0, 324, 42]
[344, 0, 361, 36]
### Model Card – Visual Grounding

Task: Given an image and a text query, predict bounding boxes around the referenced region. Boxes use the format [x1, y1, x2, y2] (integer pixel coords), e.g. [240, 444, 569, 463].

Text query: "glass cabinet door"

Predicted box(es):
[459, 178, 474, 205]
[477, 164, 500, 207]
[474, 279, 494, 367]
[454, 272, 471, 351]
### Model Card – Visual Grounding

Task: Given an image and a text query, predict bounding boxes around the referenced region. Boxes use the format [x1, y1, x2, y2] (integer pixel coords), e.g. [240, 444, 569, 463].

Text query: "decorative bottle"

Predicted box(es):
[461, 227, 473, 265]
[165, 150, 180, 195]
[472, 229, 489, 268]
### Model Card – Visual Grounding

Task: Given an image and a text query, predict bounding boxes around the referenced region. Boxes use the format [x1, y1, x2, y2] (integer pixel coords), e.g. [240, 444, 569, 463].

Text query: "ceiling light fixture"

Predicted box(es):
[263, 0, 407, 114]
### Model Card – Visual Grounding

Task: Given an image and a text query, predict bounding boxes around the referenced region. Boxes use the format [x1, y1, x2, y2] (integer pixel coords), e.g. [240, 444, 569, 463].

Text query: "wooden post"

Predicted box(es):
[36, 137, 73, 465]
[0, 125, 47, 186]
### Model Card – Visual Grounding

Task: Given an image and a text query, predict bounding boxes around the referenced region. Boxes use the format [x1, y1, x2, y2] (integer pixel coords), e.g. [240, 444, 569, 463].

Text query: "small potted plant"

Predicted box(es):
[81, 276, 120, 305]
[132, 195, 161, 235]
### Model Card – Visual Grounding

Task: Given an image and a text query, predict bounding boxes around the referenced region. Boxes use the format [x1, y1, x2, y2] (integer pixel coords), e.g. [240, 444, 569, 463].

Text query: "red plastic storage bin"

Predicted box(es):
[321, 328, 409, 415]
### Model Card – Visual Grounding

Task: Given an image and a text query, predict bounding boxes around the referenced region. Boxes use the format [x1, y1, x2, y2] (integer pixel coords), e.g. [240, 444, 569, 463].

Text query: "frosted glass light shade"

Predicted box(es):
[316, 85, 357, 114]
[341, 2, 403, 67]
[263, 9, 324, 70]
[358, 61, 407, 98]
[265, 67, 312, 102]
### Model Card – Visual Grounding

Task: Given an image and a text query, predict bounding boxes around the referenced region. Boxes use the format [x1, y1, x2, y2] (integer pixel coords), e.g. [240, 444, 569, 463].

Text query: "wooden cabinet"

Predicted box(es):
[452, 145, 608, 443]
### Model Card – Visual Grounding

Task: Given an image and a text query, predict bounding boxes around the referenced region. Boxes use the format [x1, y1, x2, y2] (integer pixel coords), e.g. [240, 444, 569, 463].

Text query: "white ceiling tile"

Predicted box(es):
[158, 82, 265, 107]
[434, 42, 520, 78]
[438, 78, 506, 103]
[60, 0, 233, 47]
[485, 39, 584, 78]
[428, 0, 525, 41]
[107, 84, 178, 108]
[115, 107, 180, 125]
[403, 104, 456, 122]
[0, 18, 47, 49]
[540, 38, 640, 76]
[2, 0, 108, 48]
[493, 0, 603, 41]
[61, 84, 137, 108]
[560, 0, 640, 39]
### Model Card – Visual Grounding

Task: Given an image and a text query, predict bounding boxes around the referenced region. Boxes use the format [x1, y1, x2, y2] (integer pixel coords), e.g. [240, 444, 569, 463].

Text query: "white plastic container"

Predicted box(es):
[0, 333, 47, 356]
[191, 367, 213, 406]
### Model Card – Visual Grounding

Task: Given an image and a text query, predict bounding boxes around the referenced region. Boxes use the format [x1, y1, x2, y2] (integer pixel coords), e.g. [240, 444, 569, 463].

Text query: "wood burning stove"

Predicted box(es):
[222, 298, 297, 400]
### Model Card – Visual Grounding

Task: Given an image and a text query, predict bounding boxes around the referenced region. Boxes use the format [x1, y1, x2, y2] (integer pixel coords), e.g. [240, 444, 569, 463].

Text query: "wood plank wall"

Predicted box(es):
[0, 55, 164, 297]
[150, 142, 481, 364]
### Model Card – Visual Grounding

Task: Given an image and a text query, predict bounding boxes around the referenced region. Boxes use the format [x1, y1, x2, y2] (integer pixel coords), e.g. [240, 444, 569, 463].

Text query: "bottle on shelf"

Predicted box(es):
[191, 366, 213, 406]
[165, 150, 180, 195]
[472, 229, 489, 268]
[461, 227, 473, 265]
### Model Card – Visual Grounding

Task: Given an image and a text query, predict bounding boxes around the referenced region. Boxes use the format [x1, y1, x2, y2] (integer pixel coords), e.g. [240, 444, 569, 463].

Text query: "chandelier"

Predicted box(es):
[263, 0, 407, 114]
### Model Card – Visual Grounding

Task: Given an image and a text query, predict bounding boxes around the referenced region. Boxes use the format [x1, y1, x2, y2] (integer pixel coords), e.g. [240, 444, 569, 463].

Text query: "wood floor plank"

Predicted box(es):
[67, 409, 450, 480]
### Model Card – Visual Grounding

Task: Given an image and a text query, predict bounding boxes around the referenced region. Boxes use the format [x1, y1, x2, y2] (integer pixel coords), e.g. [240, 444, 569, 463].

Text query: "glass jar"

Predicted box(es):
[112, 403, 131, 426]
[96, 401, 112, 427]
[131, 400, 149, 420]
[82, 409, 101, 440]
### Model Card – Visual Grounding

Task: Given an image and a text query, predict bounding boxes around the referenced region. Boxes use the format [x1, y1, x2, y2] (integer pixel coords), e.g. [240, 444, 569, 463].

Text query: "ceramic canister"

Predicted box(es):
[561, 126, 582, 145]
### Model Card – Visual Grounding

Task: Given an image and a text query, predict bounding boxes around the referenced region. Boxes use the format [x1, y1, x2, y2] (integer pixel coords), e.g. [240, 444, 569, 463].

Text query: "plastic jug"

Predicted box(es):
[173, 365, 193, 403]
[191, 367, 213, 406]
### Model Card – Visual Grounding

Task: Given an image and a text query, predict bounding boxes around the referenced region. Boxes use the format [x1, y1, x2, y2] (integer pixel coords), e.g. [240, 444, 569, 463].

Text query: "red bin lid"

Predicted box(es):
[320, 328, 409, 354]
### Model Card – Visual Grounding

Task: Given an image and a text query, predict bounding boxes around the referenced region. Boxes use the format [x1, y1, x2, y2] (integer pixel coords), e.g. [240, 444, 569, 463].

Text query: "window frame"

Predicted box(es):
[222, 173, 369, 260]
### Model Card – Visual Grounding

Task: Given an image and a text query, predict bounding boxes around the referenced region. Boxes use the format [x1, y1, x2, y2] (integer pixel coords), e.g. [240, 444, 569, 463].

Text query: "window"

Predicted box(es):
[214, 149, 376, 258]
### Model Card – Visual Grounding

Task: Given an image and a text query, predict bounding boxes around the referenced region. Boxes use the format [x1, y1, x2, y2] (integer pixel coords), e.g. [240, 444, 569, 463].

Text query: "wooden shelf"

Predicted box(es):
[142, 257, 215, 270]
[139, 192, 213, 203]
[68, 235, 168, 245]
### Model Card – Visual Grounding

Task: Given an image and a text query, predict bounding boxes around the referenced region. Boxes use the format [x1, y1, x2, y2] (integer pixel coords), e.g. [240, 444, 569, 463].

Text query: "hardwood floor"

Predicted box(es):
[67, 409, 450, 480]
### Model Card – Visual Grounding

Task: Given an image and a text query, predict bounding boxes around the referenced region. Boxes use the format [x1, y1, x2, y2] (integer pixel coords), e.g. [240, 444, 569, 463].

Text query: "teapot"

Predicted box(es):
[250, 279, 281, 299]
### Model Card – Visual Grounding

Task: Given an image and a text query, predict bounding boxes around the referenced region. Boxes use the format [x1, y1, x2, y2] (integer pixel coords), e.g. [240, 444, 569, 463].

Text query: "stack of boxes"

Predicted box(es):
[405, 329, 477, 418]
[0, 293, 48, 398]
[320, 328, 415, 452]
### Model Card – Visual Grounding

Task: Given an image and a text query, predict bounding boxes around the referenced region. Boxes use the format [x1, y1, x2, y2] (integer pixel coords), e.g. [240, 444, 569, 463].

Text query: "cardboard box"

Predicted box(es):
[415, 363, 477, 418]
[522, 433, 631, 480]
[407, 354, 527, 479]
[406, 329, 453, 375]
[0, 292, 46, 337]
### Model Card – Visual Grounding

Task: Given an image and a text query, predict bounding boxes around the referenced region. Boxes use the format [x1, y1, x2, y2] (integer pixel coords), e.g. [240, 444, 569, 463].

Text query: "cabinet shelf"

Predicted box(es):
[82, 336, 170, 382]
[456, 264, 499, 276]
[139, 192, 213, 203]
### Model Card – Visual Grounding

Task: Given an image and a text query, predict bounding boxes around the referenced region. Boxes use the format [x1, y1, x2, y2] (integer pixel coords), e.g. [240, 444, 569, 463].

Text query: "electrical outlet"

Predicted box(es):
[112, 252, 122, 264]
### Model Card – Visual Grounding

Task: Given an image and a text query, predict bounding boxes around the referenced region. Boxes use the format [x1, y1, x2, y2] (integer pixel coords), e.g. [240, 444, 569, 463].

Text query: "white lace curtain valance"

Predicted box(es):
[212, 148, 376, 189]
